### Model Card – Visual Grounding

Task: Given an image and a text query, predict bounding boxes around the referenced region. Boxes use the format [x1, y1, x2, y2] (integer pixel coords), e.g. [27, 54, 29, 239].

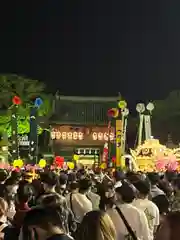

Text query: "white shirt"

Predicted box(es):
[133, 198, 159, 239]
[66, 192, 92, 223]
[107, 203, 151, 240]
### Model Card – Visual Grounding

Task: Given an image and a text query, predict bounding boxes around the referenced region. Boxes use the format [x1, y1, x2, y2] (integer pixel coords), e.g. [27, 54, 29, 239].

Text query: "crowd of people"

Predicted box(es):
[0, 166, 179, 239]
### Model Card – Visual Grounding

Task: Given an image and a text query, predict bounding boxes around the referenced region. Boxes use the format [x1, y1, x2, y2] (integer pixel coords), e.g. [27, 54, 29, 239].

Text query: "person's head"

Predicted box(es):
[79, 178, 92, 194]
[69, 181, 79, 192]
[10, 170, 22, 182]
[147, 172, 160, 186]
[152, 195, 169, 215]
[41, 194, 65, 208]
[40, 172, 58, 192]
[172, 177, 180, 192]
[115, 181, 135, 203]
[133, 179, 150, 198]
[113, 170, 125, 182]
[155, 211, 180, 240]
[0, 170, 8, 183]
[17, 184, 33, 204]
[58, 174, 68, 195]
[22, 206, 66, 240]
[76, 210, 116, 240]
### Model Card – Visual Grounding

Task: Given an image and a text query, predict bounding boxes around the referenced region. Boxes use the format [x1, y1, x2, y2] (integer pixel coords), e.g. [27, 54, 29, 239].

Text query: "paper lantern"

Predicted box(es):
[100, 163, 106, 169]
[73, 154, 79, 161]
[167, 155, 178, 171]
[12, 96, 22, 105]
[107, 108, 119, 118]
[54, 156, 64, 168]
[13, 159, 24, 168]
[67, 162, 74, 169]
[38, 159, 47, 168]
[118, 100, 127, 110]
[34, 97, 43, 108]
[155, 159, 166, 171]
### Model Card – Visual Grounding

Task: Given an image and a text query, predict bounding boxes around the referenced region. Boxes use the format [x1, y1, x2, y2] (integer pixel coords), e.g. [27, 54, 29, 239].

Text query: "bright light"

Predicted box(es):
[50, 130, 84, 140]
[2, 146, 8, 151]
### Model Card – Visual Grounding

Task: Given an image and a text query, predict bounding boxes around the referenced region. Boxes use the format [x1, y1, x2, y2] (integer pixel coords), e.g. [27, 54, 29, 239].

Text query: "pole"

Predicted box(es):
[138, 114, 144, 146]
[107, 120, 112, 167]
[120, 114, 125, 154]
[11, 106, 19, 159]
[29, 107, 38, 163]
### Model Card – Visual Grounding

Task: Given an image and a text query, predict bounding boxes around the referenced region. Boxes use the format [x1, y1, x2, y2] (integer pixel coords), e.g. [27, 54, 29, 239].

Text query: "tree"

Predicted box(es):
[0, 75, 52, 136]
[153, 90, 180, 143]
[0, 74, 45, 108]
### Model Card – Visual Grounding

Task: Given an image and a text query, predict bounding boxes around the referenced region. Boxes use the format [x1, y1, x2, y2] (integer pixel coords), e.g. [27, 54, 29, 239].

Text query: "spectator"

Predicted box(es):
[148, 173, 165, 198]
[13, 184, 33, 228]
[76, 210, 116, 240]
[66, 178, 92, 223]
[21, 206, 72, 240]
[155, 211, 180, 240]
[133, 179, 160, 238]
[107, 181, 150, 240]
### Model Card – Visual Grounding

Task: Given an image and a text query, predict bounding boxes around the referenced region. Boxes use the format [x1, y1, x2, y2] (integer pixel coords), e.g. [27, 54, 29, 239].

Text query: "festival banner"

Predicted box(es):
[116, 120, 122, 167]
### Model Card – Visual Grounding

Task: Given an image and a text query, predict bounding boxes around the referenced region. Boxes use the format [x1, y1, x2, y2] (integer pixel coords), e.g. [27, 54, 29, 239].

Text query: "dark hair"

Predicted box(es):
[115, 182, 135, 203]
[172, 178, 180, 190]
[133, 179, 150, 196]
[69, 181, 79, 191]
[79, 179, 92, 192]
[23, 206, 65, 230]
[0, 170, 8, 182]
[59, 173, 68, 185]
[152, 195, 169, 214]
[41, 194, 65, 207]
[147, 173, 159, 185]
[167, 211, 180, 240]
[17, 184, 33, 203]
[40, 172, 58, 187]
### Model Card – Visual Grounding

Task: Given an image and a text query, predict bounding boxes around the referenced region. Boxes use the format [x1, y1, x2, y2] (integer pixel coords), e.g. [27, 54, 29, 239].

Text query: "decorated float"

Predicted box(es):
[130, 139, 179, 172]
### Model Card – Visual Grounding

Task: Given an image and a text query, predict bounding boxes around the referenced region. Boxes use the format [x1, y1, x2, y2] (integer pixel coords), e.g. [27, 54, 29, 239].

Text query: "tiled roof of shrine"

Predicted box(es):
[50, 95, 119, 125]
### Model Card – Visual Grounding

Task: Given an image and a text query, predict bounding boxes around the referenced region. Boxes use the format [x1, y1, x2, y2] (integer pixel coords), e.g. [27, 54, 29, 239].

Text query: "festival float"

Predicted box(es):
[130, 139, 178, 172]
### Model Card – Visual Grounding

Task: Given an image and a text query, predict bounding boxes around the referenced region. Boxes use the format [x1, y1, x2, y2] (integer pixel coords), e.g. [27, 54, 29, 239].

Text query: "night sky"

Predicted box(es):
[1, 1, 180, 106]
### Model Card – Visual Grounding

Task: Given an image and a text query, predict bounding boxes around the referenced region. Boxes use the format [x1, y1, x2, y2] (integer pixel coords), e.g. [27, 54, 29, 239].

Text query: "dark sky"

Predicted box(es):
[0, 0, 180, 105]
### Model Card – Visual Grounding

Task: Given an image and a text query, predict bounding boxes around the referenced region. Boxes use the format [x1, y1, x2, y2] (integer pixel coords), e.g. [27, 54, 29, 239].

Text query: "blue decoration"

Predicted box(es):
[34, 98, 43, 108]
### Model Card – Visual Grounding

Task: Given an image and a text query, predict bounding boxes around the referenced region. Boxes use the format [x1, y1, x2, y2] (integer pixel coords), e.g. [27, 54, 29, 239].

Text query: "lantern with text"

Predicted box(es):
[11, 96, 22, 159]
[29, 97, 43, 163]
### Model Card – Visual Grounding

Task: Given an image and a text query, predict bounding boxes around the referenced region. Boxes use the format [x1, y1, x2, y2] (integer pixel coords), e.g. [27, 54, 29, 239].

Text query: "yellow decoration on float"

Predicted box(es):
[38, 159, 47, 168]
[73, 154, 79, 161]
[111, 108, 119, 118]
[13, 159, 24, 168]
[67, 162, 74, 169]
[100, 163, 106, 169]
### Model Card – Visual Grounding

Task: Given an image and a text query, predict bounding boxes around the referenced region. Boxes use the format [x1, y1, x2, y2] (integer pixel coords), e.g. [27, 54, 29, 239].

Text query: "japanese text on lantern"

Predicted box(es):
[51, 130, 84, 140]
[51, 129, 115, 141]
[92, 132, 114, 141]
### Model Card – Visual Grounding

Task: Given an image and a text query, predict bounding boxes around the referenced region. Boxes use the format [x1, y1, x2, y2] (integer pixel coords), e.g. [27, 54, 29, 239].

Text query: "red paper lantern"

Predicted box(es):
[12, 96, 22, 105]
[107, 108, 119, 118]
[54, 156, 64, 168]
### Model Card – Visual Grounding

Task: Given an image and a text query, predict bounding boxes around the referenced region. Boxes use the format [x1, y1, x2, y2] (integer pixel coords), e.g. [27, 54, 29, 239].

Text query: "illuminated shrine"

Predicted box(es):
[49, 95, 119, 165]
